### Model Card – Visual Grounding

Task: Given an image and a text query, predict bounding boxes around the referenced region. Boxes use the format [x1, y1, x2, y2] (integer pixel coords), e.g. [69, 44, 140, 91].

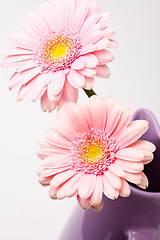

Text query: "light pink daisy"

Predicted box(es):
[37, 96, 156, 211]
[2, 0, 117, 112]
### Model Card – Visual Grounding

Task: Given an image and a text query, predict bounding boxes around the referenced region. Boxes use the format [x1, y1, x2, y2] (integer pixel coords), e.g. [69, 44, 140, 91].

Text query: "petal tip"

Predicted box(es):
[17, 98, 23, 102]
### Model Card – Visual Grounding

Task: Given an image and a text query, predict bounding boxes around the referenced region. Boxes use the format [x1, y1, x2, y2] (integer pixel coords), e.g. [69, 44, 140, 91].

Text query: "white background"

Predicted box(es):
[0, 0, 160, 239]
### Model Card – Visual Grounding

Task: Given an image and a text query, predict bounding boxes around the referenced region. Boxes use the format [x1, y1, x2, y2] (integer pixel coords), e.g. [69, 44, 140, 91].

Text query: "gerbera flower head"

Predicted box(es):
[37, 96, 156, 211]
[2, 0, 118, 112]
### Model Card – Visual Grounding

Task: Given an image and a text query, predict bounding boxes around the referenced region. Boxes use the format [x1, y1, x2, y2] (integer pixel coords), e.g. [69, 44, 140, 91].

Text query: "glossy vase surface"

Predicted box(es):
[59, 109, 160, 240]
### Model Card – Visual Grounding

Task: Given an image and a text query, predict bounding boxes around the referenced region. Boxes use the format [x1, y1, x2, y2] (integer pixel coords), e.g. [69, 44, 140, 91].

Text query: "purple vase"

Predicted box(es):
[59, 109, 160, 240]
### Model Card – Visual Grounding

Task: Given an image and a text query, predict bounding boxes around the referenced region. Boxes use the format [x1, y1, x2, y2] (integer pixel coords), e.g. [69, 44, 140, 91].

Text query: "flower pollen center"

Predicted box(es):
[51, 45, 66, 58]
[87, 144, 101, 161]
[34, 27, 82, 72]
[70, 129, 117, 175]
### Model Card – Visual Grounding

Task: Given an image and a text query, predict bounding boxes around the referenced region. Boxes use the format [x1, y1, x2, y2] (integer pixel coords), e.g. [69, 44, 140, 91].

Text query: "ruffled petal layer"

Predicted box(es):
[38, 95, 155, 211]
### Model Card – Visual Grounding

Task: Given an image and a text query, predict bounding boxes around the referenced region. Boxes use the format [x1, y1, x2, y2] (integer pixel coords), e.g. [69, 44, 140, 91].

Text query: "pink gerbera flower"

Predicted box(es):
[37, 96, 156, 211]
[2, 0, 117, 112]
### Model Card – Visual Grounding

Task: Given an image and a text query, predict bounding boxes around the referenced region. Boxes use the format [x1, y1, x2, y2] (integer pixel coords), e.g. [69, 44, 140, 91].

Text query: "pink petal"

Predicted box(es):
[96, 65, 111, 78]
[78, 103, 92, 129]
[65, 104, 89, 133]
[55, 0, 76, 28]
[38, 137, 51, 148]
[47, 70, 65, 98]
[108, 39, 119, 48]
[71, 1, 88, 31]
[39, 136, 69, 150]
[9, 32, 38, 50]
[39, 164, 55, 174]
[102, 96, 117, 115]
[79, 67, 96, 77]
[97, 12, 112, 29]
[81, 24, 100, 40]
[78, 174, 96, 199]
[56, 174, 79, 199]
[61, 80, 79, 103]
[56, 184, 67, 200]
[44, 129, 72, 149]
[17, 73, 47, 102]
[115, 148, 145, 162]
[54, 120, 77, 141]
[80, 44, 96, 55]
[104, 170, 121, 190]
[38, 136, 54, 148]
[37, 146, 70, 160]
[49, 185, 59, 199]
[57, 101, 66, 112]
[62, 0, 77, 28]
[83, 77, 95, 90]
[94, 38, 110, 51]
[105, 105, 121, 136]
[91, 199, 103, 212]
[3, 54, 33, 65]
[115, 159, 144, 173]
[17, 60, 37, 72]
[50, 170, 77, 187]
[41, 155, 70, 168]
[71, 58, 85, 70]
[102, 175, 119, 199]
[142, 151, 154, 165]
[79, 54, 98, 68]
[20, 15, 41, 40]
[52, 0, 65, 28]
[128, 140, 156, 152]
[87, 96, 106, 130]
[3, 47, 33, 57]
[47, 88, 63, 103]
[56, 178, 78, 200]
[87, 1, 101, 17]
[119, 148, 153, 165]
[26, 11, 49, 36]
[80, 14, 99, 37]
[82, 29, 102, 45]
[64, 173, 84, 198]
[9, 67, 41, 90]
[102, 27, 115, 38]
[37, 2, 56, 30]
[119, 179, 131, 197]
[9, 72, 22, 90]
[41, 91, 57, 112]
[57, 103, 77, 128]
[93, 49, 114, 64]
[108, 164, 125, 177]
[111, 106, 131, 138]
[39, 176, 53, 187]
[46, 73, 62, 102]
[137, 172, 149, 189]
[2, 61, 28, 69]
[115, 120, 149, 149]
[40, 165, 71, 177]
[124, 172, 142, 185]
[67, 69, 85, 88]
[89, 175, 103, 206]
[77, 195, 90, 210]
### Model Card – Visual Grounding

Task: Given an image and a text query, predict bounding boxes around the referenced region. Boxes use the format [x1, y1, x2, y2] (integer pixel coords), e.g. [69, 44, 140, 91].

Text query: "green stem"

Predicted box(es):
[83, 88, 97, 98]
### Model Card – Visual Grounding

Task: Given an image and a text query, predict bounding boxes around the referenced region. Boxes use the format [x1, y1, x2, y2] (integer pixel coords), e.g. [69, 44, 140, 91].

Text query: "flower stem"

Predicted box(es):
[83, 88, 97, 98]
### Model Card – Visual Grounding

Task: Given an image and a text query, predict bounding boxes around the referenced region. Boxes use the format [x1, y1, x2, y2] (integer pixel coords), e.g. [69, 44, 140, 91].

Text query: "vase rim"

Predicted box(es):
[130, 185, 160, 198]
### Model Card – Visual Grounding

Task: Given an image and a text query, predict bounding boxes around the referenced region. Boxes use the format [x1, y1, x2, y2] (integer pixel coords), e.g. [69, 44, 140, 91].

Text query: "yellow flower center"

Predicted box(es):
[35, 28, 82, 72]
[87, 144, 101, 161]
[51, 45, 66, 58]
[71, 129, 117, 175]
